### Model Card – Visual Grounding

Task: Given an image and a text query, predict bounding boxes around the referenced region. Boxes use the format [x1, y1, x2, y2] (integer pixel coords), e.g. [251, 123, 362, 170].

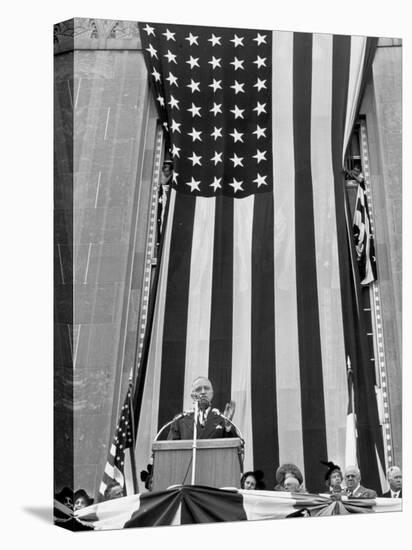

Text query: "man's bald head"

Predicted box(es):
[387, 466, 402, 492]
[284, 476, 301, 492]
[344, 465, 361, 490]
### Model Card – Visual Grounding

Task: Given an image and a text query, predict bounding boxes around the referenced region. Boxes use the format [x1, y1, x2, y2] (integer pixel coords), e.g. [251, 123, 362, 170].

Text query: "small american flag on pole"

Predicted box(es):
[99, 383, 134, 499]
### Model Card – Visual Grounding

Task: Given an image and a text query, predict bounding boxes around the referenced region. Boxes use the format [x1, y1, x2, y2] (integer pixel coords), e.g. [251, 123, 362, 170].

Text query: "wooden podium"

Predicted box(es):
[151, 438, 243, 491]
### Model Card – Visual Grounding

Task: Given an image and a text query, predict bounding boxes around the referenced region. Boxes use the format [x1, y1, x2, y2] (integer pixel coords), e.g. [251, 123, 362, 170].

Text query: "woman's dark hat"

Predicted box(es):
[320, 460, 342, 481]
[241, 470, 265, 489]
[74, 489, 94, 505]
[140, 464, 153, 485]
[55, 486, 73, 504]
[242, 470, 264, 482]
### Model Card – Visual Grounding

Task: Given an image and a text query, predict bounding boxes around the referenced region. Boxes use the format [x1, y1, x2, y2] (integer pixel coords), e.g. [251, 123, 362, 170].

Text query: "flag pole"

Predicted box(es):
[131, 179, 172, 439]
[129, 139, 171, 484]
[127, 369, 139, 494]
[191, 399, 199, 485]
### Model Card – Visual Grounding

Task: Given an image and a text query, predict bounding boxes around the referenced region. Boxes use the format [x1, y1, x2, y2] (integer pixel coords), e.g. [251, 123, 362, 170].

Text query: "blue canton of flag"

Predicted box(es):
[139, 22, 273, 198]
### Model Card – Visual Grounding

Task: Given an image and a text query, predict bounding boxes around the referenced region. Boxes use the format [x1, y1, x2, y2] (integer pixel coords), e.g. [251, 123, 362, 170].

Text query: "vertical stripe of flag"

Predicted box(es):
[331, 33, 356, 474]
[157, 193, 195, 430]
[248, 27, 278, 480]
[232, 196, 254, 470]
[343, 36, 379, 164]
[183, 197, 215, 410]
[331, 33, 352, 368]
[342, 36, 368, 164]
[251, 193, 278, 482]
[272, 30, 305, 474]
[293, 32, 328, 493]
[311, 33, 348, 466]
[208, 196, 234, 410]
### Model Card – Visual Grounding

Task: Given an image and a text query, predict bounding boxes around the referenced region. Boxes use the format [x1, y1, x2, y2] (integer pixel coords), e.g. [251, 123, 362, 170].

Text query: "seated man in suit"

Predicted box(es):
[167, 376, 236, 440]
[343, 465, 377, 498]
[383, 466, 402, 498]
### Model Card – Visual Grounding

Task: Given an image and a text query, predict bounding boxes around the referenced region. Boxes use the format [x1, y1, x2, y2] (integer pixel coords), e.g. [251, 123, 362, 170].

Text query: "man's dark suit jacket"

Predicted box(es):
[383, 489, 402, 498]
[167, 409, 236, 440]
[343, 485, 377, 498]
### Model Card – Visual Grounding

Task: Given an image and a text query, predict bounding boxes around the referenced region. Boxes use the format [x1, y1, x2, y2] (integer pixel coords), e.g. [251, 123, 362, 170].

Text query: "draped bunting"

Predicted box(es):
[67, 487, 401, 530]
[132, 22, 383, 495]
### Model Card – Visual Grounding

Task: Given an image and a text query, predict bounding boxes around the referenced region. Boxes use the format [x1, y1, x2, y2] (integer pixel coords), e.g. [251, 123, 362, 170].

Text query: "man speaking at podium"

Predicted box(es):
[167, 377, 237, 440]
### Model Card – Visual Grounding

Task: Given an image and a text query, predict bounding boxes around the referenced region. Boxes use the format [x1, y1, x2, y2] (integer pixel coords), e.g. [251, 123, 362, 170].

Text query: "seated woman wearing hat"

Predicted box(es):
[320, 461, 343, 495]
[73, 489, 94, 510]
[240, 470, 266, 490]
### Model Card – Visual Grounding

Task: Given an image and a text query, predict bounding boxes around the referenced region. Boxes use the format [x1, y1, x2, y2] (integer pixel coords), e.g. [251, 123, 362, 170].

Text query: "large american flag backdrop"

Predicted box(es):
[133, 22, 384, 494]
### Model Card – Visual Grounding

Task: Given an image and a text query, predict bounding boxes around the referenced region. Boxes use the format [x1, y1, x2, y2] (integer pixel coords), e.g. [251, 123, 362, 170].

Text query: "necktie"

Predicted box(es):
[199, 411, 206, 427]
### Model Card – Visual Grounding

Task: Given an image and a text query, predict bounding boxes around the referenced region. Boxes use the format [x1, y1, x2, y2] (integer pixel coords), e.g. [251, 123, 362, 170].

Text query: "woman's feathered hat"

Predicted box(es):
[140, 464, 153, 489]
[320, 460, 342, 482]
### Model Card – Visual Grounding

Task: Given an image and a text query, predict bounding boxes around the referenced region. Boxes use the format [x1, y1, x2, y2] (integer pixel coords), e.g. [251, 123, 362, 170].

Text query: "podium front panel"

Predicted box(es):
[151, 438, 242, 491]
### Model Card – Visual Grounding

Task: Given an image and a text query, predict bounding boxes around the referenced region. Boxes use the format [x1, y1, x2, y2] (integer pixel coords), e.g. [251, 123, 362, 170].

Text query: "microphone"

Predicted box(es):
[154, 411, 191, 441]
[173, 410, 192, 421]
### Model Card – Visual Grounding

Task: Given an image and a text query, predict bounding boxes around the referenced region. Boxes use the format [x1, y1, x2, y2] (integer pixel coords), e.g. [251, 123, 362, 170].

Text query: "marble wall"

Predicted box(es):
[54, 31, 159, 498]
[360, 42, 402, 467]
[54, 48, 74, 493]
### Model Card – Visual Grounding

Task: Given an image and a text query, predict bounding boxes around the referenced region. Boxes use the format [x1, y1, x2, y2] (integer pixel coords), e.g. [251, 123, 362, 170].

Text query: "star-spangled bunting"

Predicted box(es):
[139, 22, 272, 197]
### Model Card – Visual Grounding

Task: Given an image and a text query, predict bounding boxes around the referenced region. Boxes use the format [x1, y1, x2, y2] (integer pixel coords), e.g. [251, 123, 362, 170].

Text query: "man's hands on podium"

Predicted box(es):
[223, 400, 236, 431]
